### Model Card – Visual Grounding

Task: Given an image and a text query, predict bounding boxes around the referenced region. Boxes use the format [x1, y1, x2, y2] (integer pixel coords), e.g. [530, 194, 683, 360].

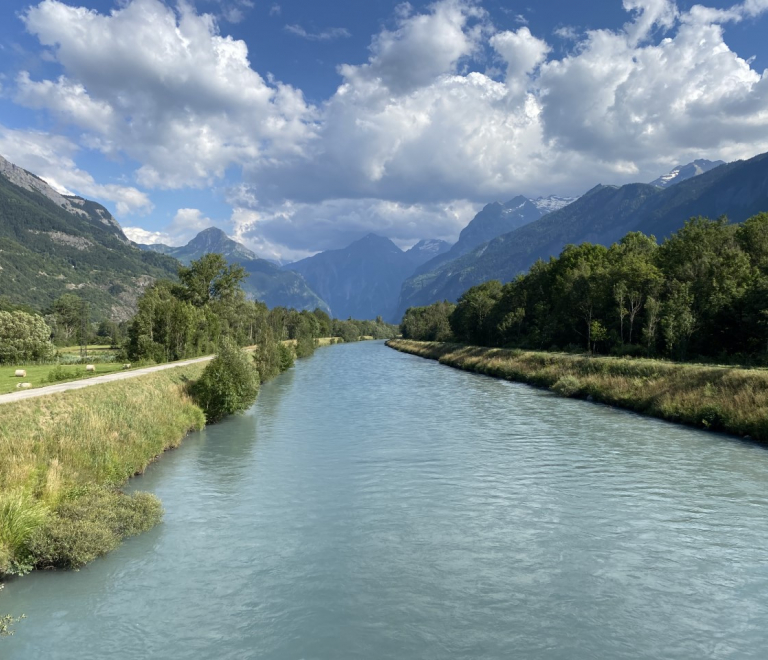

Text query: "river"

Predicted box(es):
[3, 340, 768, 659]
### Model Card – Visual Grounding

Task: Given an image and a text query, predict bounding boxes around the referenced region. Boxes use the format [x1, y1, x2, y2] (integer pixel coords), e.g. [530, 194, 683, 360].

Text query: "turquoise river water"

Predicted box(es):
[3, 340, 768, 659]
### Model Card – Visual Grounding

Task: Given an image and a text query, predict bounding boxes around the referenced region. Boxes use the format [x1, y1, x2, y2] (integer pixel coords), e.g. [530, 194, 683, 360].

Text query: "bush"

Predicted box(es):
[27, 487, 162, 570]
[551, 375, 583, 397]
[0, 491, 49, 574]
[190, 338, 260, 422]
[278, 343, 295, 371]
[0, 311, 55, 364]
[295, 335, 317, 359]
[46, 365, 73, 383]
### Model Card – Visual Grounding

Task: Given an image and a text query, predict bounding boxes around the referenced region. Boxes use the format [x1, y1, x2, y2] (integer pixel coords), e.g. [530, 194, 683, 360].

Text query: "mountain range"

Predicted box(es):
[137, 228, 331, 314]
[2, 151, 762, 324]
[395, 154, 768, 317]
[283, 233, 449, 320]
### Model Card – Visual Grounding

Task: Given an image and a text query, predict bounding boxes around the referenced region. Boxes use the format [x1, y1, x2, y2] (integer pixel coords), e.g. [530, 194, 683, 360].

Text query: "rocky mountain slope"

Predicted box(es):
[0, 154, 179, 320]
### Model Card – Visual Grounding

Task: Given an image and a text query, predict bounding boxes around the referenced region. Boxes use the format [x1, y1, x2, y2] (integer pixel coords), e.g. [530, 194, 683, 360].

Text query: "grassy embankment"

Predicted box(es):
[0, 363, 206, 575]
[387, 339, 768, 442]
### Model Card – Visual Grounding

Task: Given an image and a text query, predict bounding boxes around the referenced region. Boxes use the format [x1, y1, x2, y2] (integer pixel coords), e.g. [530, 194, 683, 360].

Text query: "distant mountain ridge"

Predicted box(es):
[137, 228, 331, 314]
[650, 159, 725, 188]
[395, 152, 768, 315]
[285, 233, 438, 320]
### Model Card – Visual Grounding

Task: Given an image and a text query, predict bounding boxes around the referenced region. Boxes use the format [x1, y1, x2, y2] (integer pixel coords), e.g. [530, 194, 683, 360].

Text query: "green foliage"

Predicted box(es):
[552, 375, 583, 397]
[400, 301, 455, 341]
[45, 365, 71, 383]
[294, 335, 317, 359]
[190, 339, 260, 422]
[278, 343, 295, 371]
[0, 311, 55, 364]
[27, 487, 162, 570]
[437, 214, 768, 363]
[0, 491, 49, 574]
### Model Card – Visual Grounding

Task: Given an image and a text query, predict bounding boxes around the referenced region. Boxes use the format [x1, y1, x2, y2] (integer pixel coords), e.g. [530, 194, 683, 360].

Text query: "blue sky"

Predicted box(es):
[1, 0, 768, 261]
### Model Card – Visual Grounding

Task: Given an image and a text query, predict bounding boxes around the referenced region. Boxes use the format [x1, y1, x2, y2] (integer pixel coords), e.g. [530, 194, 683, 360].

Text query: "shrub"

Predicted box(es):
[294, 335, 316, 359]
[0, 311, 55, 364]
[551, 375, 583, 397]
[27, 487, 162, 570]
[46, 365, 73, 383]
[0, 491, 49, 574]
[278, 343, 295, 371]
[190, 338, 260, 422]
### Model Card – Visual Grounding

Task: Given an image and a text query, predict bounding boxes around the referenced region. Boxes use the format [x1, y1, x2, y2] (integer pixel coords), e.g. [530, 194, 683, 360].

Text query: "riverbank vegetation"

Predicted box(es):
[1, 251, 398, 585]
[401, 215, 768, 364]
[388, 339, 768, 442]
[0, 364, 206, 575]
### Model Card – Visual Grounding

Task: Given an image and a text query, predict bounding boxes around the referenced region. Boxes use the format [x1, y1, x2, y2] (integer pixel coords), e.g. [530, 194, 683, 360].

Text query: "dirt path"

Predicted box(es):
[0, 355, 214, 405]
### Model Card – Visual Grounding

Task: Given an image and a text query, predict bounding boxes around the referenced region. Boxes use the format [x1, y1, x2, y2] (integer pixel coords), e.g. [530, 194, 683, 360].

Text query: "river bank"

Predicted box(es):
[0, 363, 207, 576]
[387, 339, 768, 443]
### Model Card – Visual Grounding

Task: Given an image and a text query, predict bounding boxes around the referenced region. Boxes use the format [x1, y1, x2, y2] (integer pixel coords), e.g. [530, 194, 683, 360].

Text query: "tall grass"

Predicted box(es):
[0, 364, 205, 574]
[387, 339, 768, 442]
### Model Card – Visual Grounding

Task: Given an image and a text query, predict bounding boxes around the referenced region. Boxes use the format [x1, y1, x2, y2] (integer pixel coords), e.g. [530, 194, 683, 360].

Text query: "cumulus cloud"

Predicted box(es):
[20, 0, 316, 189]
[14, 0, 768, 259]
[0, 124, 153, 215]
[123, 208, 215, 246]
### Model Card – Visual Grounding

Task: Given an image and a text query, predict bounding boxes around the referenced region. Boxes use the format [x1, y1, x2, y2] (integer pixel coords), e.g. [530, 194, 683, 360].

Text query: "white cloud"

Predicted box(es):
[0, 124, 153, 215]
[21, 0, 317, 190]
[123, 208, 215, 246]
[15, 0, 768, 259]
[284, 24, 351, 41]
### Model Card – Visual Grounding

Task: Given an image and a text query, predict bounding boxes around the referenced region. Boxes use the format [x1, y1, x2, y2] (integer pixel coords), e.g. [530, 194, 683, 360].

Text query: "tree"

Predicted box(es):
[177, 254, 246, 307]
[0, 311, 55, 363]
[190, 339, 260, 422]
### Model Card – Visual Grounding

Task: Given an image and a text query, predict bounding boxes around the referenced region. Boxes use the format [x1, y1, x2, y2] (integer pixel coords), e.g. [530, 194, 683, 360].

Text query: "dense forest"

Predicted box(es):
[401, 214, 768, 363]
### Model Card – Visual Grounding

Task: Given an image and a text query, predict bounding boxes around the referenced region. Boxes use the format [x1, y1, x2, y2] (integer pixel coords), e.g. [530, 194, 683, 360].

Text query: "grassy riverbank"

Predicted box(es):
[0, 364, 206, 574]
[387, 339, 768, 442]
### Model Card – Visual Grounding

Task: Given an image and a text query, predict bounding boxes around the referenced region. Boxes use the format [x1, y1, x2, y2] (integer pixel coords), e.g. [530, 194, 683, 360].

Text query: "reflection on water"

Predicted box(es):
[3, 341, 768, 659]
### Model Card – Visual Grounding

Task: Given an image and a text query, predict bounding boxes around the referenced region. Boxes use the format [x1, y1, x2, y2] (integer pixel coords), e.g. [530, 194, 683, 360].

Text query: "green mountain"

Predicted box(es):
[396, 152, 768, 317]
[0, 154, 180, 321]
[138, 227, 331, 314]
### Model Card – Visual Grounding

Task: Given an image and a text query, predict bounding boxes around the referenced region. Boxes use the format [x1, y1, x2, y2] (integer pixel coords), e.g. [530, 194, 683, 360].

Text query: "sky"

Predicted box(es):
[1, 0, 768, 262]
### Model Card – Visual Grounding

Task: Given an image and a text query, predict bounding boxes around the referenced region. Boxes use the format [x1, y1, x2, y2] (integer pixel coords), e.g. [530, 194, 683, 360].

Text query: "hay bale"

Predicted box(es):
[85, 364, 96, 372]
[123, 363, 131, 369]
[14, 369, 26, 377]
[16, 382, 31, 389]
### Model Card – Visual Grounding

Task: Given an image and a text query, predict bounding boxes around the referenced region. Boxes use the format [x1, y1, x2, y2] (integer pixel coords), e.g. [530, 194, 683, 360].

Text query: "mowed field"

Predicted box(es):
[1, 345, 124, 394]
[0, 362, 127, 394]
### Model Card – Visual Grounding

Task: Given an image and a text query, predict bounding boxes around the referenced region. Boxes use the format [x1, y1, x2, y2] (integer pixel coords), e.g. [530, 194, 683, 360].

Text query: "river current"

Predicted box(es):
[3, 340, 768, 659]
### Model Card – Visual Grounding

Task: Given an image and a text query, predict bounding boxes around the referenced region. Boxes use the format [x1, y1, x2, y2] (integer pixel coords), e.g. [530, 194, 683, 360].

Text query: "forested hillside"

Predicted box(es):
[0, 156, 179, 320]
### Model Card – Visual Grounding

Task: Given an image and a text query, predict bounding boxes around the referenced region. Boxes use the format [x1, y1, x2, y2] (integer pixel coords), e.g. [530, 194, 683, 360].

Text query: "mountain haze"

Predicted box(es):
[285, 233, 421, 320]
[138, 227, 331, 314]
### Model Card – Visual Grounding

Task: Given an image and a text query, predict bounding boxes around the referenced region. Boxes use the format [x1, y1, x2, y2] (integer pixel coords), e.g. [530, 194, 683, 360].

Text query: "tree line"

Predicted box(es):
[0, 253, 397, 364]
[401, 214, 768, 363]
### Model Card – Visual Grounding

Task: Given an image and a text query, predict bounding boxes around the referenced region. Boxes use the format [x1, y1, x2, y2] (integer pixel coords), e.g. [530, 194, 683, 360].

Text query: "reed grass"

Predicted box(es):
[0, 364, 205, 574]
[387, 339, 768, 443]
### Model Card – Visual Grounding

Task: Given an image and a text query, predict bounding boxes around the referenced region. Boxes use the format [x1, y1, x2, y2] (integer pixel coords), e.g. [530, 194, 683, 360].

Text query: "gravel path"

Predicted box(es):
[0, 355, 214, 405]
